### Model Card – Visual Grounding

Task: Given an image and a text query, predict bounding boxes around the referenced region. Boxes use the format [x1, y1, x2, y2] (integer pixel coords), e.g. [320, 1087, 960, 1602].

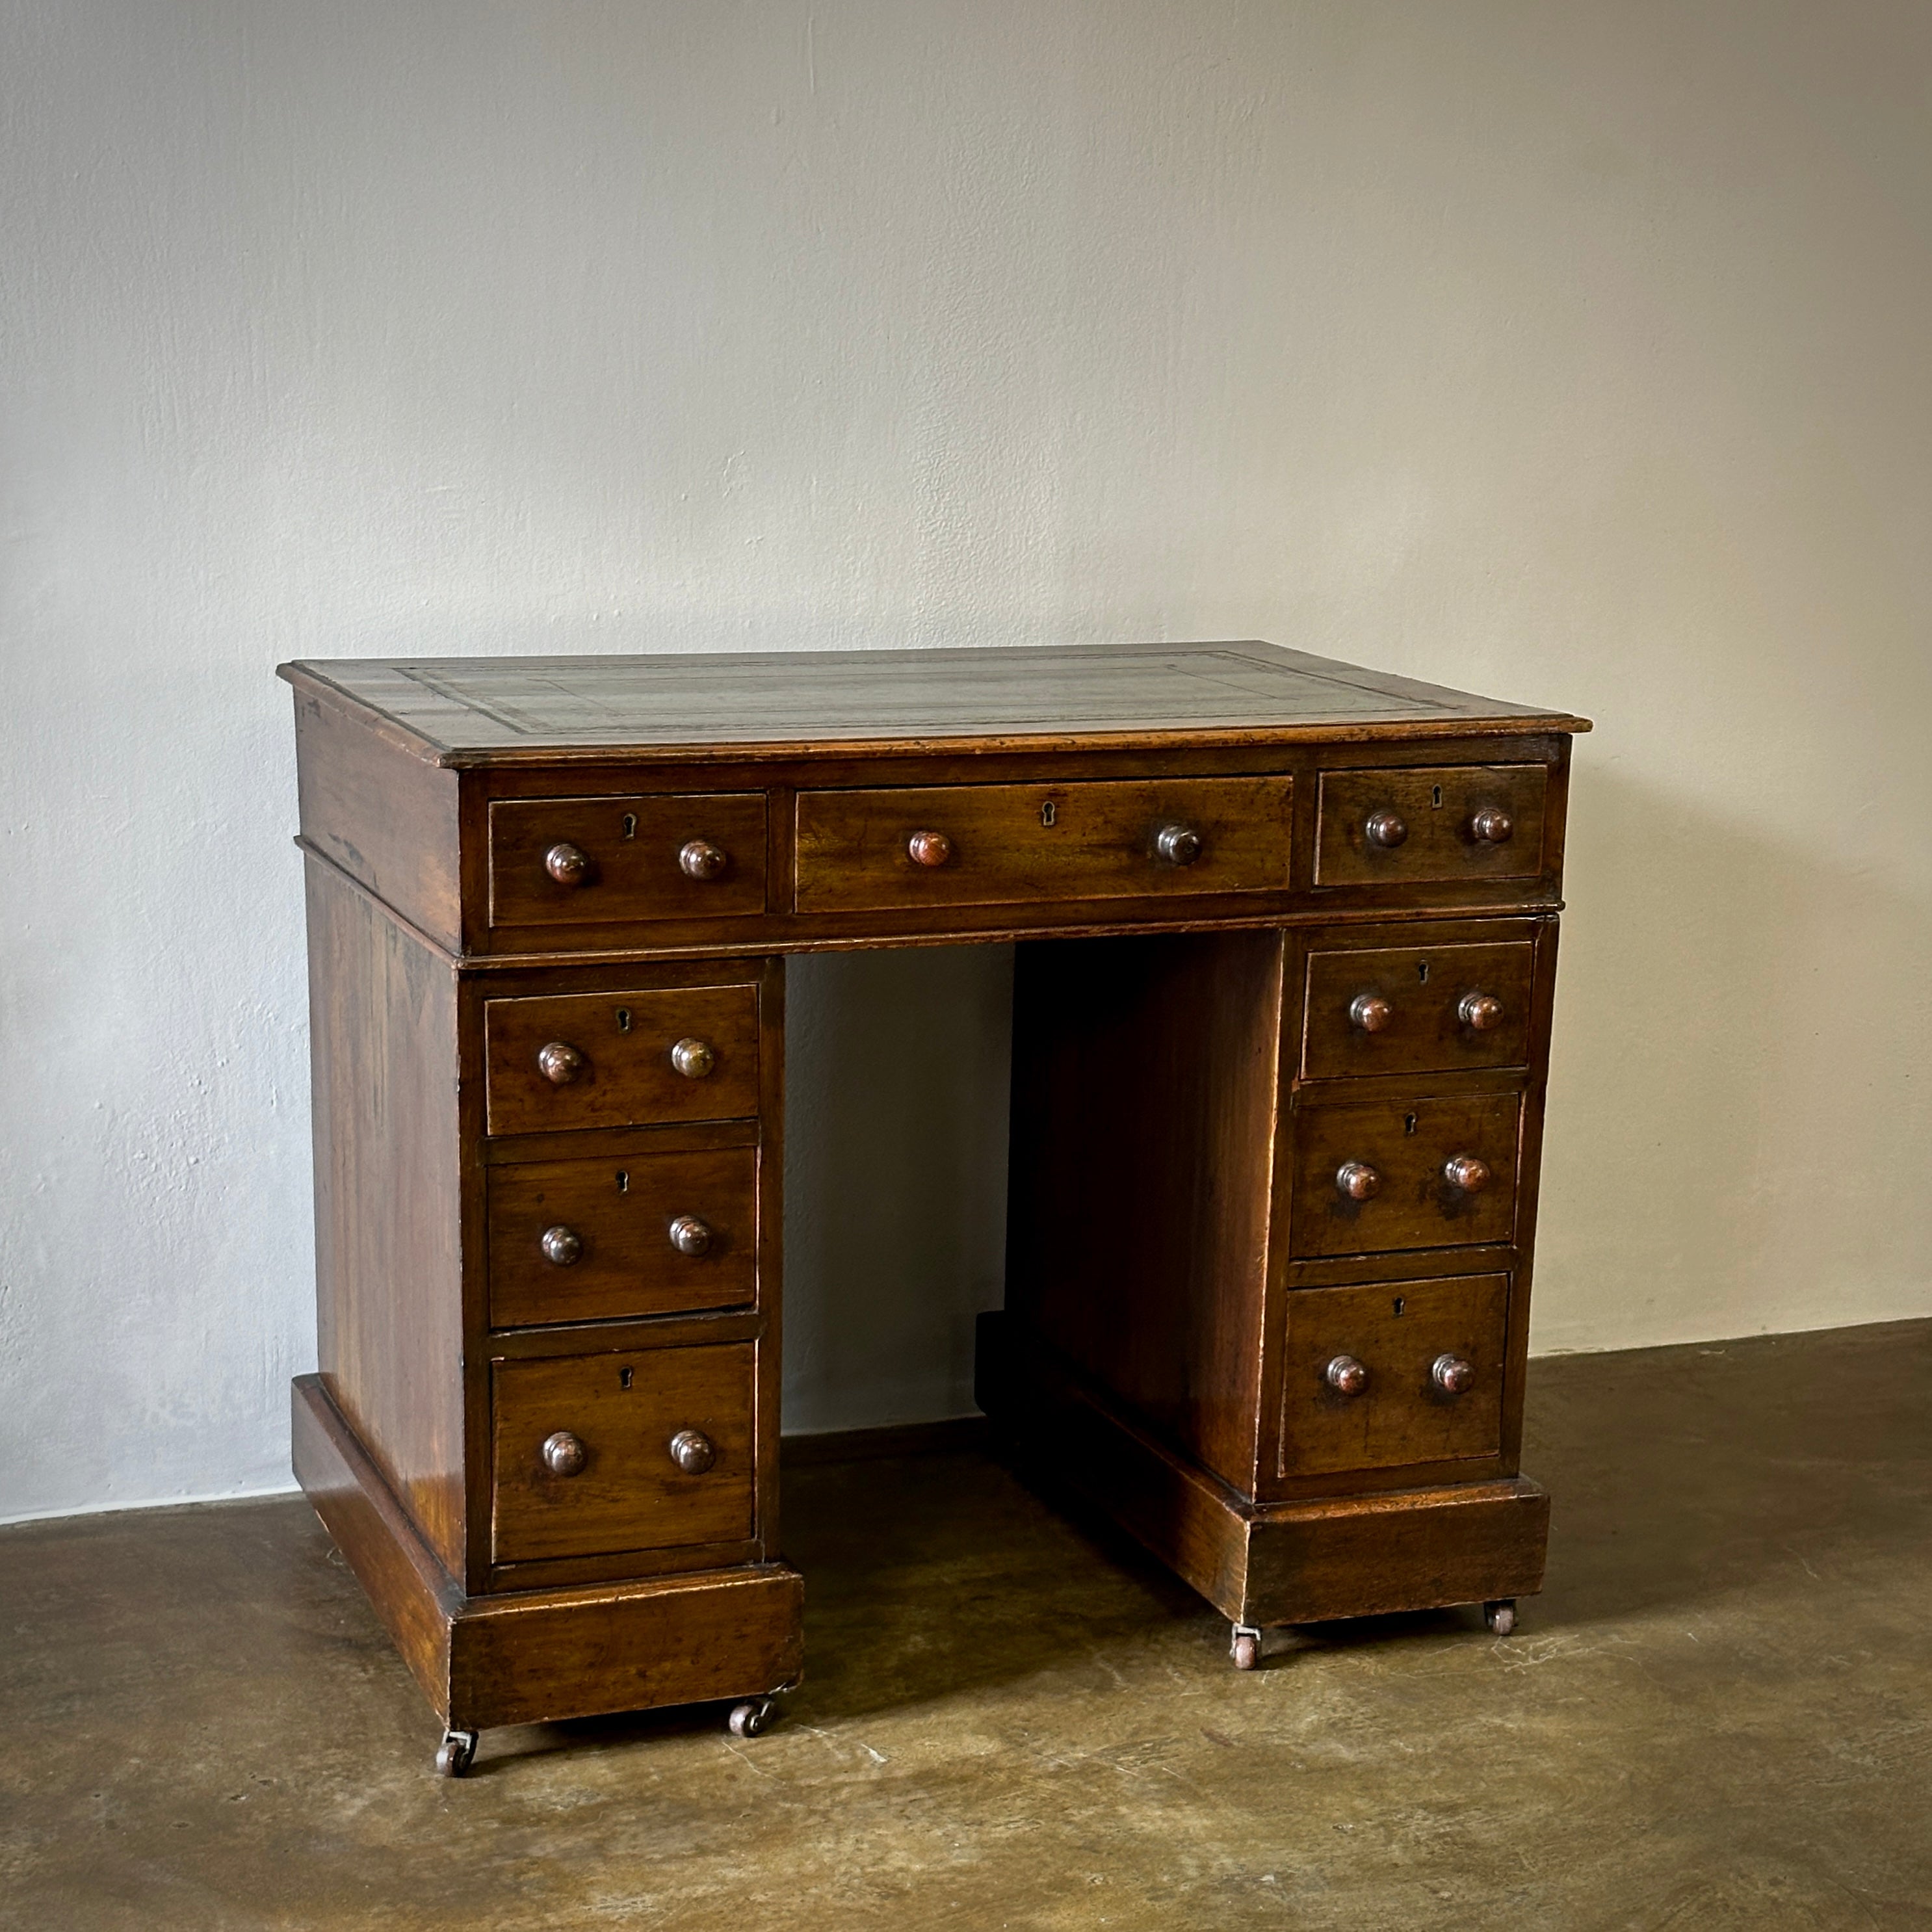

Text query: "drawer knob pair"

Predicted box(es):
[540, 1427, 718, 1478]
[1322, 1353, 1476, 1398]
[541, 1218, 710, 1263]
[1334, 1155, 1490, 1199]
[546, 839, 731, 884]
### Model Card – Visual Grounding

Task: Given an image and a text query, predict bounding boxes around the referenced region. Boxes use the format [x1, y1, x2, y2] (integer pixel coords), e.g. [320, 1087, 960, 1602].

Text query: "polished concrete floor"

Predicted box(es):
[3, 1321, 1929, 1931]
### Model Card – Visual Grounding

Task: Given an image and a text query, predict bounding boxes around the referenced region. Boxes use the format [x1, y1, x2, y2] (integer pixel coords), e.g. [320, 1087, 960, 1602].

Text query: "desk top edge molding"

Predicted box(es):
[278, 640, 1593, 768]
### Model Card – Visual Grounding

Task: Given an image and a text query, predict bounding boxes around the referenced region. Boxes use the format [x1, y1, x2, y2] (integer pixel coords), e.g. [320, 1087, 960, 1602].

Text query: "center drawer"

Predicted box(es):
[488, 1144, 759, 1329]
[794, 775, 1293, 913]
[484, 983, 761, 1136]
[491, 1341, 756, 1565]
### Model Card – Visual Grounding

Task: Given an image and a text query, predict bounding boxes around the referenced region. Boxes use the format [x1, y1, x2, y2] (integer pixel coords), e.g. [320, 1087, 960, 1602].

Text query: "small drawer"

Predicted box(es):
[491, 1341, 755, 1565]
[1314, 764, 1547, 887]
[488, 793, 767, 929]
[794, 775, 1292, 913]
[1301, 938, 1535, 1080]
[1281, 1273, 1508, 1476]
[484, 984, 760, 1136]
[1290, 1091, 1521, 1259]
[488, 1145, 759, 1329]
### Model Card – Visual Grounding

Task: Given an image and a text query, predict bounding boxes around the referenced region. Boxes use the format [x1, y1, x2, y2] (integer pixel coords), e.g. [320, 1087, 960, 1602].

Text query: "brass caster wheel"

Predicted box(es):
[1231, 1625, 1262, 1671]
[435, 1728, 478, 1777]
[727, 1698, 776, 1739]
[1483, 1599, 1517, 1636]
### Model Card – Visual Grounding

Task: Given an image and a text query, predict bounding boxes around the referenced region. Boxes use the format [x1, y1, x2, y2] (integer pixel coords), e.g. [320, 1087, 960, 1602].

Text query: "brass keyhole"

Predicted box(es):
[1041, 800, 1057, 828]
[616, 1008, 632, 1032]
[616, 1171, 629, 1193]
[1393, 1297, 1406, 1316]
[621, 814, 638, 839]
[1431, 785, 1443, 809]
[619, 1367, 633, 1390]
[1417, 961, 1430, 983]
[1404, 1114, 1418, 1136]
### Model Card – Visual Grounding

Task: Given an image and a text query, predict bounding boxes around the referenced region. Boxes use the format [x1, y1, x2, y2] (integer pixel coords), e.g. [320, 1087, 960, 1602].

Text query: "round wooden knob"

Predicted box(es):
[540, 1225, 583, 1267]
[907, 830, 953, 868]
[1155, 824, 1203, 867]
[1350, 993, 1394, 1034]
[544, 842, 592, 886]
[1470, 806, 1513, 844]
[1443, 1153, 1491, 1194]
[1459, 991, 1504, 1032]
[542, 1431, 587, 1477]
[670, 1037, 715, 1080]
[537, 1041, 586, 1085]
[668, 1428, 716, 1475]
[1325, 1355, 1369, 1396]
[1335, 1160, 1381, 1201]
[679, 839, 728, 881]
[1364, 809, 1409, 848]
[1432, 1353, 1476, 1395]
[668, 1214, 712, 1257]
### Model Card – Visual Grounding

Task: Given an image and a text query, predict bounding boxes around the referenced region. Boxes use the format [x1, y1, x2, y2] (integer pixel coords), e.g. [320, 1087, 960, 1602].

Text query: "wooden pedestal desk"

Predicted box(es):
[279, 640, 1587, 1773]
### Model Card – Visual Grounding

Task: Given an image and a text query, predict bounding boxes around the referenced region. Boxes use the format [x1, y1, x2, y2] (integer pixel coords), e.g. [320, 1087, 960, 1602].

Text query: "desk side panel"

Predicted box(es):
[1005, 929, 1284, 1495]
[293, 685, 463, 950]
[306, 859, 467, 1578]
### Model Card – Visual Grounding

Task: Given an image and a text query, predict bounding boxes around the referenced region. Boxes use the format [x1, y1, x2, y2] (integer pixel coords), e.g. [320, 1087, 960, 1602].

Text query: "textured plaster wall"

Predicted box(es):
[2, 1, 1928, 1520]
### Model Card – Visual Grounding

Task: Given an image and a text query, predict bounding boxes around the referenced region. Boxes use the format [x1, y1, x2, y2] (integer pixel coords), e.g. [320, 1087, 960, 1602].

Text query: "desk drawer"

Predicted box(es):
[1290, 1091, 1521, 1259]
[488, 793, 768, 930]
[484, 984, 761, 1136]
[1314, 764, 1547, 887]
[488, 1145, 759, 1330]
[794, 776, 1293, 913]
[1281, 1273, 1508, 1476]
[1301, 938, 1534, 1080]
[491, 1342, 756, 1564]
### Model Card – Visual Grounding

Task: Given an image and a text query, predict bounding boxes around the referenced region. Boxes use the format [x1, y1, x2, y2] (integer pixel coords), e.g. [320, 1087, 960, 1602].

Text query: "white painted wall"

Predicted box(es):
[3, 1, 1928, 1522]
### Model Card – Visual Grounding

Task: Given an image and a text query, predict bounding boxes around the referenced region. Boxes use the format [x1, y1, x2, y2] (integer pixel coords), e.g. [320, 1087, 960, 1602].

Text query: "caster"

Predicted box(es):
[1230, 1625, 1262, 1671]
[1483, 1599, 1517, 1636]
[435, 1728, 478, 1777]
[727, 1698, 776, 1739]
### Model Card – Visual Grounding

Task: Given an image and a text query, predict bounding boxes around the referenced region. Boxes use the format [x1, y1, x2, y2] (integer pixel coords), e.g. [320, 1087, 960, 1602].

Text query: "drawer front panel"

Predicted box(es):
[1314, 764, 1547, 887]
[484, 984, 761, 1136]
[1291, 1091, 1521, 1259]
[1281, 1273, 1508, 1476]
[1301, 939, 1534, 1080]
[795, 776, 1293, 913]
[491, 1342, 756, 1564]
[488, 793, 768, 928]
[488, 1145, 759, 1330]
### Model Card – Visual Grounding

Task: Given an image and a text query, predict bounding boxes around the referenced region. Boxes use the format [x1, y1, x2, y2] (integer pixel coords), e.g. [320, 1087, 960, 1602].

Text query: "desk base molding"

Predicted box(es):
[292, 1375, 804, 1733]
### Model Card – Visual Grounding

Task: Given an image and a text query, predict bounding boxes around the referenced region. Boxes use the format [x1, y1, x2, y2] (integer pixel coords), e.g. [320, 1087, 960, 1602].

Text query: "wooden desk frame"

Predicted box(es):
[279, 641, 1587, 1772]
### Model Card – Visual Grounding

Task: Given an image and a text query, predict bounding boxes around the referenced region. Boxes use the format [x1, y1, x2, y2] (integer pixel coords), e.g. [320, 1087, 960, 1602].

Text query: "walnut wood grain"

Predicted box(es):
[1280, 1274, 1508, 1477]
[483, 983, 760, 1135]
[486, 1144, 758, 1329]
[489, 792, 768, 930]
[490, 1341, 757, 1565]
[795, 776, 1293, 913]
[1301, 939, 1534, 1080]
[1290, 1091, 1523, 1260]
[1315, 764, 1550, 887]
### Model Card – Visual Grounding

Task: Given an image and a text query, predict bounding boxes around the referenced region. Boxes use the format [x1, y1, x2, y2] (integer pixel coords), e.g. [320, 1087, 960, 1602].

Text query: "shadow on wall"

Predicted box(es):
[1535, 763, 1932, 1351]
[781, 943, 1016, 1435]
